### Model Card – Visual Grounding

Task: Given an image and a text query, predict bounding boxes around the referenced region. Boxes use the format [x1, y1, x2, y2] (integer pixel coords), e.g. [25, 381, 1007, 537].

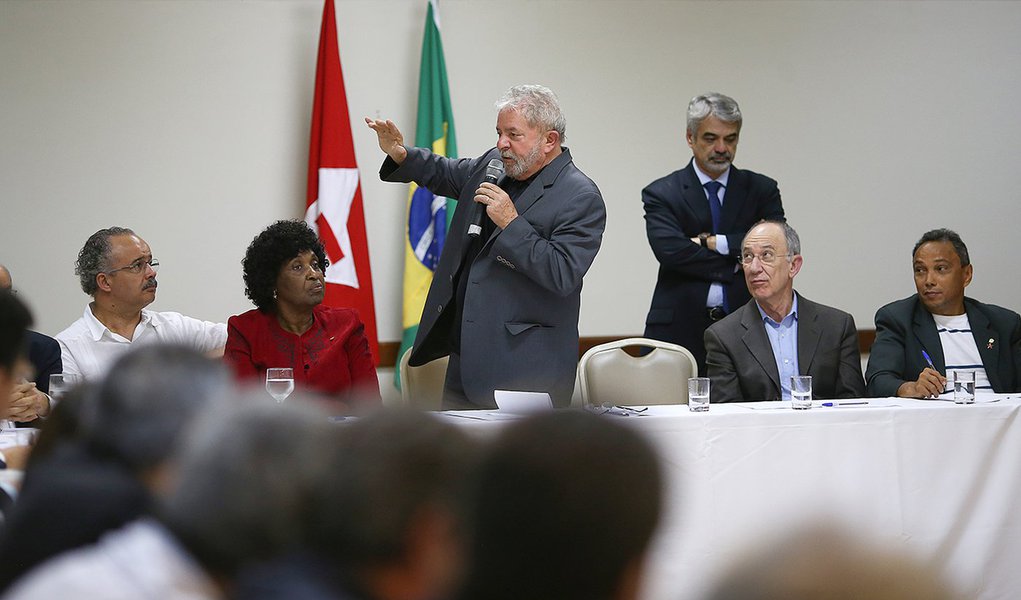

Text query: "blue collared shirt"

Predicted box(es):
[756, 294, 799, 400]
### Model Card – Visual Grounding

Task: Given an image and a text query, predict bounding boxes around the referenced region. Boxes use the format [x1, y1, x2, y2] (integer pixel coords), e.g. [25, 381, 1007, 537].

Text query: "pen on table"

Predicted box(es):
[821, 401, 870, 407]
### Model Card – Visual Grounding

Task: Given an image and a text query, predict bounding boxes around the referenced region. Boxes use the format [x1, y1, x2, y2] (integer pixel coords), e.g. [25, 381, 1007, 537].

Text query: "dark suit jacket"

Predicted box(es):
[704, 294, 866, 402]
[865, 295, 1021, 397]
[27, 331, 61, 394]
[382, 147, 605, 408]
[643, 159, 783, 371]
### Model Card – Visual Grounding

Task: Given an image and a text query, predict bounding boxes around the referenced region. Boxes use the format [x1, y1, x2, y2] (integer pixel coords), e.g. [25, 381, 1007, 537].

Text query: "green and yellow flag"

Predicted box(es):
[395, 0, 457, 388]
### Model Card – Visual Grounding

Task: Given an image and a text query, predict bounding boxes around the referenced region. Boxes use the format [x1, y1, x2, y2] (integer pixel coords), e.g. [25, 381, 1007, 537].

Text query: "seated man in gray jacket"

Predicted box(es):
[705, 221, 865, 402]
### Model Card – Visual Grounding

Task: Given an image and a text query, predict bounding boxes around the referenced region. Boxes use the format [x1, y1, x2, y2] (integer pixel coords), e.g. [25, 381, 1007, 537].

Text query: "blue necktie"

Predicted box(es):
[705, 181, 723, 233]
[704, 181, 729, 311]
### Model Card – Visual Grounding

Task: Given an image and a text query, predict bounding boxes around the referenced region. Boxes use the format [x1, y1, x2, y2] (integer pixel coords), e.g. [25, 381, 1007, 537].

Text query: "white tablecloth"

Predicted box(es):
[440, 395, 1021, 599]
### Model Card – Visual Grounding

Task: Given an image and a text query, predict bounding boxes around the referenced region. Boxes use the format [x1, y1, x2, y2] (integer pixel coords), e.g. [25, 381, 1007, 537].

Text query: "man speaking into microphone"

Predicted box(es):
[366, 84, 606, 409]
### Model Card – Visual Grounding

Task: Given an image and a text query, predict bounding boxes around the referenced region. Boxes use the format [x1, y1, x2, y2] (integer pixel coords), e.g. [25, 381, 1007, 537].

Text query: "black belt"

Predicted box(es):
[707, 306, 728, 322]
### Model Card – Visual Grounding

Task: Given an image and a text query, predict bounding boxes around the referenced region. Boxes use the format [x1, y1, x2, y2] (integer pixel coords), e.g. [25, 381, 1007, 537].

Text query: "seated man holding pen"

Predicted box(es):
[866, 229, 1021, 397]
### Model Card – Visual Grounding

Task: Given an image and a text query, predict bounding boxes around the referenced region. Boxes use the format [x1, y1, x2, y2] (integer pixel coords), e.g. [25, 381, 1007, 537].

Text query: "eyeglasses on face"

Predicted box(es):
[740, 250, 791, 266]
[106, 258, 160, 275]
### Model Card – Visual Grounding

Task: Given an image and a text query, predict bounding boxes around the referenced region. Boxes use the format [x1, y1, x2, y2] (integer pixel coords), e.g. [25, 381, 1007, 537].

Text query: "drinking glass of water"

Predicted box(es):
[48, 373, 80, 403]
[791, 375, 813, 410]
[265, 368, 294, 403]
[688, 377, 710, 412]
[953, 370, 975, 404]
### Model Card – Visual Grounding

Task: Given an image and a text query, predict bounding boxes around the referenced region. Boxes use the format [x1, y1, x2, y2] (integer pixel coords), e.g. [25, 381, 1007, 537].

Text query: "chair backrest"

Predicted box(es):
[398, 348, 448, 411]
[578, 337, 698, 406]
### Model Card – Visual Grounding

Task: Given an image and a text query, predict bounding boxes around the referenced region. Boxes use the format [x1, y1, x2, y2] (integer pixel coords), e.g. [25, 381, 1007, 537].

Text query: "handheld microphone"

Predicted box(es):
[468, 158, 505, 238]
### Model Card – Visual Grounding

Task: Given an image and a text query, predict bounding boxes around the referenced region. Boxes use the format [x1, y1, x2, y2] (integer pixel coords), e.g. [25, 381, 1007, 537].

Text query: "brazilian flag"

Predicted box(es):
[396, 0, 457, 388]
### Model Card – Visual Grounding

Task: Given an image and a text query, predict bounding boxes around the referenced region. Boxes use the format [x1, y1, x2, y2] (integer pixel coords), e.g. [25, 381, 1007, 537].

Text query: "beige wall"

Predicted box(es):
[3, 0, 1019, 343]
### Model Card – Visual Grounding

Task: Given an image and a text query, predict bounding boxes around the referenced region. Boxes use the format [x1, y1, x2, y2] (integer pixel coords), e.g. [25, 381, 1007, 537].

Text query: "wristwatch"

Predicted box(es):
[698, 233, 710, 248]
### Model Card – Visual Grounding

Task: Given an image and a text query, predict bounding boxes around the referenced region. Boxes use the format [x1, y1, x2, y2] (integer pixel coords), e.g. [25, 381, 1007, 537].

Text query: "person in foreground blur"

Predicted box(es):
[224, 220, 380, 409]
[0, 264, 59, 424]
[235, 410, 479, 600]
[5, 396, 334, 600]
[0, 290, 34, 510]
[367, 84, 606, 409]
[705, 221, 865, 402]
[704, 524, 959, 600]
[642, 92, 784, 374]
[55, 227, 226, 380]
[866, 228, 1021, 398]
[0, 345, 232, 590]
[455, 410, 662, 600]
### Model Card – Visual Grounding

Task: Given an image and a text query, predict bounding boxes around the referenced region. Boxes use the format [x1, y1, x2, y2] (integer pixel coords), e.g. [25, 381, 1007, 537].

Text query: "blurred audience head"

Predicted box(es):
[457, 409, 664, 600]
[82, 344, 231, 485]
[307, 409, 480, 600]
[241, 220, 329, 314]
[159, 394, 334, 579]
[705, 524, 959, 600]
[0, 289, 32, 396]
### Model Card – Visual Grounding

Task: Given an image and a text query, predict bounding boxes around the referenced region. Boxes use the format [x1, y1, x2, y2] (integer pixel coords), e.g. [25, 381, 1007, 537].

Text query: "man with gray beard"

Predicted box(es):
[367, 85, 606, 409]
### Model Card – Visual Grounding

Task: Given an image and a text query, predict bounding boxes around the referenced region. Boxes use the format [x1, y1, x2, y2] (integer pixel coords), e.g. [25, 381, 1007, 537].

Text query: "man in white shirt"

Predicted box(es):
[55, 227, 226, 380]
[866, 228, 1021, 397]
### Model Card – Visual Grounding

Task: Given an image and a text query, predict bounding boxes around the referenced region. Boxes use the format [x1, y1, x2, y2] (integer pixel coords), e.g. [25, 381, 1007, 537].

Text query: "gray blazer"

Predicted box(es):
[382, 146, 606, 407]
[704, 293, 866, 402]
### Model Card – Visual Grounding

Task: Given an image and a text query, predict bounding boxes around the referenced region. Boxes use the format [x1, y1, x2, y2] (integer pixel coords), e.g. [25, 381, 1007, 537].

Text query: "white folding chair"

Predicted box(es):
[398, 348, 448, 411]
[578, 337, 698, 407]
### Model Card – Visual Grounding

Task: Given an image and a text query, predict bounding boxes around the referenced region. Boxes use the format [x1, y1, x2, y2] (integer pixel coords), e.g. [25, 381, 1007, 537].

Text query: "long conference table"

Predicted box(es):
[439, 395, 1021, 600]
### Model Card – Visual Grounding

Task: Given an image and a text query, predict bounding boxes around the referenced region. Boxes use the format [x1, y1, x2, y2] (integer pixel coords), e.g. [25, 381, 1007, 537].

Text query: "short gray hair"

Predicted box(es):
[744, 220, 800, 258]
[687, 92, 742, 135]
[160, 394, 335, 576]
[75, 227, 135, 295]
[85, 344, 231, 474]
[495, 84, 567, 143]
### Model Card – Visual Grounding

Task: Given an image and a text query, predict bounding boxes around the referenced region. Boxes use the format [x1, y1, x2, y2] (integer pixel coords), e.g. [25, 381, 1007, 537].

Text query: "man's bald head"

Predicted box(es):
[0, 264, 11, 290]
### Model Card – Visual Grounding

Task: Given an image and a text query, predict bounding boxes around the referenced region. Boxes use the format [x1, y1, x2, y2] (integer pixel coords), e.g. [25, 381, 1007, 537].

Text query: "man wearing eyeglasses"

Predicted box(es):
[55, 227, 227, 380]
[704, 221, 865, 402]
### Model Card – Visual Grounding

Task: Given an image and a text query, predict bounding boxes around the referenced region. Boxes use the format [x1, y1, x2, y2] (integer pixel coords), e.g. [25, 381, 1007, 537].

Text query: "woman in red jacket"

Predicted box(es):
[225, 220, 380, 410]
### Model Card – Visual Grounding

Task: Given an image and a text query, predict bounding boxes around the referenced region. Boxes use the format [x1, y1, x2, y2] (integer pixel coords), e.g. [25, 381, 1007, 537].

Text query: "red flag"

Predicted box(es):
[304, 0, 378, 363]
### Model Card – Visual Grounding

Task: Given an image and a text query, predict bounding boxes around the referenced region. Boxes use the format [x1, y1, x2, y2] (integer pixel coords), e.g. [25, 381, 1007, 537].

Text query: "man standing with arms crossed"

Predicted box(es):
[643, 93, 783, 373]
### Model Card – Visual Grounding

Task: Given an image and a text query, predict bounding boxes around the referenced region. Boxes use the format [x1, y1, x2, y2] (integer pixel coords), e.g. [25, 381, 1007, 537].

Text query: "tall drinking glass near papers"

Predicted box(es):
[688, 377, 710, 412]
[791, 375, 812, 410]
[954, 370, 975, 404]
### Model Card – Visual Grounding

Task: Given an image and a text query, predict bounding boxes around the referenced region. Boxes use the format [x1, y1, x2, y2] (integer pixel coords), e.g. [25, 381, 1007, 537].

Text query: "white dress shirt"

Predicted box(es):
[56, 305, 227, 380]
[4, 519, 221, 600]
